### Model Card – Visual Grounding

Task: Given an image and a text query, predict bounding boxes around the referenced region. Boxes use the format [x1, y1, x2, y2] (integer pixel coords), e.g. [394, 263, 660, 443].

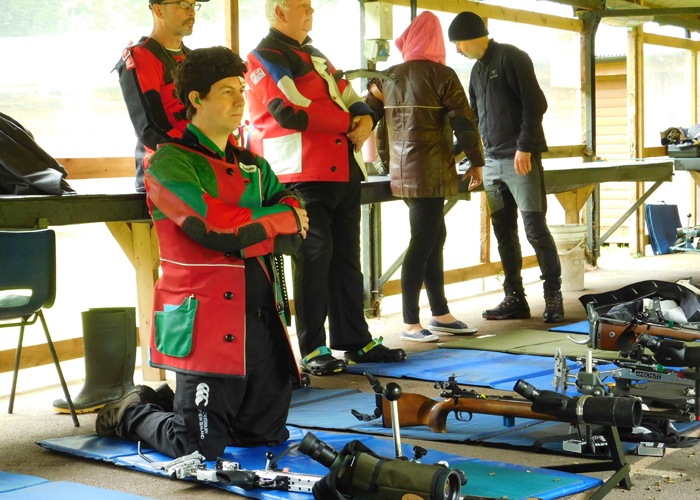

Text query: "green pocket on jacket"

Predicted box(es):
[154, 296, 198, 358]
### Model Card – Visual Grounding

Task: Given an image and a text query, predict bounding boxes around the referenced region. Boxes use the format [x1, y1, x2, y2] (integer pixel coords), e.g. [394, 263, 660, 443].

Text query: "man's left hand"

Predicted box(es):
[347, 114, 373, 152]
[462, 166, 482, 191]
[514, 150, 532, 175]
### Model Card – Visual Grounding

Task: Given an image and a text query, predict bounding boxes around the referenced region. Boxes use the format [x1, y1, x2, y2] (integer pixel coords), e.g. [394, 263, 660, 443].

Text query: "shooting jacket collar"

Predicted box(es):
[180, 124, 237, 162]
[268, 28, 313, 49]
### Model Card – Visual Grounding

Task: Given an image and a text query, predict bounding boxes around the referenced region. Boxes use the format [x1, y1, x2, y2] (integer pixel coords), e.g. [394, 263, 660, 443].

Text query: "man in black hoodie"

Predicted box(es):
[448, 12, 564, 323]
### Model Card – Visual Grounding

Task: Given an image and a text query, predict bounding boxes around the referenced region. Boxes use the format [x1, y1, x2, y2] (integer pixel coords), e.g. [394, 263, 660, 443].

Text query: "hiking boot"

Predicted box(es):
[482, 292, 531, 320]
[344, 337, 407, 363]
[543, 289, 565, 323]
[299, 347, 347, 376]
[427, 319, 478, 335]
[95, 385, 157, 438]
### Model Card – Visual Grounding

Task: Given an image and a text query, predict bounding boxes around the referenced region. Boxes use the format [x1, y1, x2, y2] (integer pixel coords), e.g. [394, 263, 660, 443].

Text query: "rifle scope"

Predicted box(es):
[514, 379, 642, 428]
[299, 432, 463, 500]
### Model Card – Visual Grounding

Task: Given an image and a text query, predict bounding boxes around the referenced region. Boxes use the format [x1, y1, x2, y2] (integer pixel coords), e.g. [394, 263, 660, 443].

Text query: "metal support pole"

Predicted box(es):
[410, 0, 417, 20]
[586, 186, 600, 260]
[362, 204, 383, 317]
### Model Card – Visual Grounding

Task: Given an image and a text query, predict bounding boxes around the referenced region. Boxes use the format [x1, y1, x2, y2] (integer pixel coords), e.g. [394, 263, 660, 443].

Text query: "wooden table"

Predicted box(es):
[0, 159, 673, 379]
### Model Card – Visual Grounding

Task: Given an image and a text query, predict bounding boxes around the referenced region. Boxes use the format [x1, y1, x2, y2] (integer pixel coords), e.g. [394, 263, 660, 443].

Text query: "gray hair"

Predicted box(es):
[265, 0, 289, 25]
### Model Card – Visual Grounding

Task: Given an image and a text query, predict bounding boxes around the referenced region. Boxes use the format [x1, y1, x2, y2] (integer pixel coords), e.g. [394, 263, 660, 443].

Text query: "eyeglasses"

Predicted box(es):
[159, 1, 201, 11]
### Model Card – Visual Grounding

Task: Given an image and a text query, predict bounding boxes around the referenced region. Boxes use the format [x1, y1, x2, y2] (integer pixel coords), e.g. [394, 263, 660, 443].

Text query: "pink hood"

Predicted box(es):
[395, 11, 446, 66]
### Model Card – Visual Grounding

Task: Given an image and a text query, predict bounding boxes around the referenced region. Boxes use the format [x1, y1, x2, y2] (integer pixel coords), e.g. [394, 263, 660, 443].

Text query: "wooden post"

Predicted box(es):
[627, 27, 645, 256]
[479, 17, 491, 277]
[581, 11, 600, 262]
[132, 223, 165, 381]
[225, 0, 239, 53]
[691, 50, 698, 225]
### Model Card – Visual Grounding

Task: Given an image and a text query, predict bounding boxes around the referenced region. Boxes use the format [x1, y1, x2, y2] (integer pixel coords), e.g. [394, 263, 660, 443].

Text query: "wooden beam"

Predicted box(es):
[388, 0, 584, 32]
[0, 338, 83, 373]
[628, 27, 645, 257]
[654, 16, 700, 34]
[599, 8, 700, 18]
[548, 0, 604, 10]
[541, 144, 586, 159]
[643, 146, 668, 158]
[132, 223, 165, 381]
[57, 157, 135, 180]
[628, 27, 644, 160]
[480, 193, 490, 264]
[106, 222, 135, 267]
[225, 0, 239, 53]
[382, 256, 539, 297]
[692, 50, 698, 126]
[555, 185, 595, 224]
[692, 50, 698, 227]
[643, 33, 700, 52]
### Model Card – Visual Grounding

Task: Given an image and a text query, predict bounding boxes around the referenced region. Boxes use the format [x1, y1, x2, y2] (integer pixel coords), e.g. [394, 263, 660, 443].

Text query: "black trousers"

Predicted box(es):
[401, 197, 450, 324]
[288, 162, 372, 357]
[484, 153, 562, 295]
[124, 260, 293, 460]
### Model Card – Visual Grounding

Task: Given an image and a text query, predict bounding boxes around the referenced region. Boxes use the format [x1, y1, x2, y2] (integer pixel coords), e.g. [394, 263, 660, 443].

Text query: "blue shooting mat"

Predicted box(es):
[0, 472, 47, 494]
[549, 321, 590, 334]
[480, 419, 700, 454]
[0, 472, 155, 500]
[38, 428, 601, 500]
[453, 460, 596, 500]
[345, 349, 554, 387]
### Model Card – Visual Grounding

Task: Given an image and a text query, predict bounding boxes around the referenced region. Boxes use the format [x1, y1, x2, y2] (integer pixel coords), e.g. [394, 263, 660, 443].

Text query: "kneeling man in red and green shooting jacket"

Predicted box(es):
[96, 46, 310, 460]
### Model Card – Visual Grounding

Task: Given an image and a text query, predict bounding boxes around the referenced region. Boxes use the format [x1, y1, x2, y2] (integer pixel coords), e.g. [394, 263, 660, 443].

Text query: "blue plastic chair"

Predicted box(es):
[0, 229, 79, 426]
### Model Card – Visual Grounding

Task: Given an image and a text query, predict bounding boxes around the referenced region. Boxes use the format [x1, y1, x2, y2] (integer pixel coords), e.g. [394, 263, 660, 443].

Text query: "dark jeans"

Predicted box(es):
[483, 153, 562, 295]
[124, 260, 293, 460]
[288, 162, 372, 357]
[401, 197, 450, 324]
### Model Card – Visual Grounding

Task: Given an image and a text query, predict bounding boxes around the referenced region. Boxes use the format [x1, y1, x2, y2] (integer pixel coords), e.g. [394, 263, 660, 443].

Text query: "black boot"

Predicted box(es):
[154, 383, 175, 412]
[482, 292, 531, 320]
[53, 308, 137, 413]
[543, 289, 565, 323]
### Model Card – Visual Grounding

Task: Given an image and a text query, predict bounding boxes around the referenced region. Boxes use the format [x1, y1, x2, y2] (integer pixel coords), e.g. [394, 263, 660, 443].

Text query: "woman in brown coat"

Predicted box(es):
[366, 11, 485, 342]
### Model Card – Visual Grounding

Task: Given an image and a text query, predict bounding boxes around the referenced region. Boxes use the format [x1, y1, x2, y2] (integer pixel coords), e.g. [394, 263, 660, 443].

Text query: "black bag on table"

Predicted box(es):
[0, 112, 75, 195]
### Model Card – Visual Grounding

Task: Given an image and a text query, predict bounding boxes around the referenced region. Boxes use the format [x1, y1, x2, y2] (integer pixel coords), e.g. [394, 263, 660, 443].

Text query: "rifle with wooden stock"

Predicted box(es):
[354, 374, 642, 434]
[570, 303, 700, 352]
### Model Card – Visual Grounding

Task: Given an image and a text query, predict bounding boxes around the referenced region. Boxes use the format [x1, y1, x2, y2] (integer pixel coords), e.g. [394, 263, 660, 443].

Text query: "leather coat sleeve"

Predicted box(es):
[145, 149, 300, 255]
[246, 49, 351, 134]
[442, 70, 485, 168]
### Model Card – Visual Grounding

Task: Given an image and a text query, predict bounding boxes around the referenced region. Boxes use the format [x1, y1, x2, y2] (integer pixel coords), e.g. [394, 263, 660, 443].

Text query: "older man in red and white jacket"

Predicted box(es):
[246, 0, 406, 376]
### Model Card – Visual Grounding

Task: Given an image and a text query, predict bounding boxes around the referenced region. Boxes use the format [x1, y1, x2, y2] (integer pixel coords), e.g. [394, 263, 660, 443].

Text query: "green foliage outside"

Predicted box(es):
[1, 0, 343, 37]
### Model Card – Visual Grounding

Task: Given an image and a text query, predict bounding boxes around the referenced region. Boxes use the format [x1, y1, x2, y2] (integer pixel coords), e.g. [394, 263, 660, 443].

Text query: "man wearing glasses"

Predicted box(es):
[115, 0, 208, 193]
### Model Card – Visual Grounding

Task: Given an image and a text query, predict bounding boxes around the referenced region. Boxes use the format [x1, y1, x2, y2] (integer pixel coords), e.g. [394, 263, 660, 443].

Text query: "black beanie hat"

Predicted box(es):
[448, 11, 489, 42]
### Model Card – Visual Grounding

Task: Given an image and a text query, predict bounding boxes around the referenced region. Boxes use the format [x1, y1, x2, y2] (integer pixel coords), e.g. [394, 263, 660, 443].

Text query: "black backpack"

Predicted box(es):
[0, 112, 74, 195]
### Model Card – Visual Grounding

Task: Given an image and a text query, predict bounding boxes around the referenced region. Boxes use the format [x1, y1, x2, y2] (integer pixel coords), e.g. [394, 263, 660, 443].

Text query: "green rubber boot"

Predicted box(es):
[52, 308, 137, 414]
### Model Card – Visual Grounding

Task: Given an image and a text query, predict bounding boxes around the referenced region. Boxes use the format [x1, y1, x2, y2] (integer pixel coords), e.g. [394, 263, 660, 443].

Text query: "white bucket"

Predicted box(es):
[549, 224, 587, 292]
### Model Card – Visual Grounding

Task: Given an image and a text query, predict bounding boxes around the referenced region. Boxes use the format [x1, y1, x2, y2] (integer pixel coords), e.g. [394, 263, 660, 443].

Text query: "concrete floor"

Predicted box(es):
[2, 249, 700, 500]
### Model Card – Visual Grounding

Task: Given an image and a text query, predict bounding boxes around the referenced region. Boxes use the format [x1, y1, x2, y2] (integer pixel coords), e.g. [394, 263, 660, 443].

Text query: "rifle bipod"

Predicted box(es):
[543, 425, 631, 500]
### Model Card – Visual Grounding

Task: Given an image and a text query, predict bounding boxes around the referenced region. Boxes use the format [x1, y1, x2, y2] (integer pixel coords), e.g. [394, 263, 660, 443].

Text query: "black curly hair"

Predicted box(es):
[172, 46, 248, 120]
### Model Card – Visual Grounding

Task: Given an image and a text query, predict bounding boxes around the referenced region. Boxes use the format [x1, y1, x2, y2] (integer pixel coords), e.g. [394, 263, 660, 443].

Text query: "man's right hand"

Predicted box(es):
[293, 206, 309, 239]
